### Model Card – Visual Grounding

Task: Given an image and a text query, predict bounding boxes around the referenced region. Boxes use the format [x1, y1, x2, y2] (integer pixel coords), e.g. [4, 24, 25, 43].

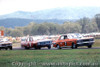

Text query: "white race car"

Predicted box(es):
[0, 38, 12, 50]
[68, 33, 94, 48]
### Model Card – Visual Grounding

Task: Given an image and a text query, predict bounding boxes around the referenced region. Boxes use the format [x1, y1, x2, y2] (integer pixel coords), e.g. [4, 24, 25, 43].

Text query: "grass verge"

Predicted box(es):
[0, 49, 100, 67]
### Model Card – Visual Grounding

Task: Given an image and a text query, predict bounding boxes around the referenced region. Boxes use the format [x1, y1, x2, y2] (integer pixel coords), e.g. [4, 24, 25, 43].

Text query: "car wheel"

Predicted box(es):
[38, 47, 41, 49]
[34, 46, 38, 49]
[72, 43, 76, 49]
[5, 47, 8, 50]
[57, 45, 61, 49]
[9, 46, 12, 50]
[88, 45, 92, 48]
[48, 45, 51, 49]
[75, 45, 78, 48]
[25, 47, 30, 49]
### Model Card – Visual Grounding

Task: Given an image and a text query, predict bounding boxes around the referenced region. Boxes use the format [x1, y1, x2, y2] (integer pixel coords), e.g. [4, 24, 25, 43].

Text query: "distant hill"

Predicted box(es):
[0, 18, 33, 28]
[0, 7, 100, 28]
[0, 7, 100, 19]
[0, 18, 69, 28]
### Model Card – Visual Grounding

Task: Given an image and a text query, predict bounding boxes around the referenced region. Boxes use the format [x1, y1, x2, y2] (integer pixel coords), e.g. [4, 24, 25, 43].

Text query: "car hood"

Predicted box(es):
[76, 37, 94, 40]
[36, 39, 52, 42]
[0, 41, 12, 44]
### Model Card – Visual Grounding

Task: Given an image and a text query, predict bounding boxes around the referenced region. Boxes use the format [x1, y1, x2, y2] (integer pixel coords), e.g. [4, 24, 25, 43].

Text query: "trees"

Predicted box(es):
[0, 26, 5, 31]
[77, 17, 99, 33]
[78, 17, 91, 33]
[37, 23, 49, 35]
[0, 17, 99, 37]
[9, 29, 23, 37]
[63, 22, 82, 33]
[95, 14, 100, 31]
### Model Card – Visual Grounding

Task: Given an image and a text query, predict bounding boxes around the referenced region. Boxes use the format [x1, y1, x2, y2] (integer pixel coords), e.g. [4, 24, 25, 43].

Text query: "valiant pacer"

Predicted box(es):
[21, 36, 52, 49]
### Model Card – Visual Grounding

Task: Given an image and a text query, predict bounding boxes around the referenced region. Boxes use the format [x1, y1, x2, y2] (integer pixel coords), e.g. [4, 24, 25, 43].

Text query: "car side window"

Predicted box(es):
[59, 35, 68, 40]
[60, 36, 64, 40]
[29, 37, 33, 41]
[27, 38, 29, 41]
[64, 35, 68, 39]
[27, 37, 33, 41]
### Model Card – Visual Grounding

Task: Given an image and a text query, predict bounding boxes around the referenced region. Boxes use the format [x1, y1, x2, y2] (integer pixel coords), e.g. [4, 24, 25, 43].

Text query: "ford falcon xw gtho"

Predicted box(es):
[52, 34, 94, 49]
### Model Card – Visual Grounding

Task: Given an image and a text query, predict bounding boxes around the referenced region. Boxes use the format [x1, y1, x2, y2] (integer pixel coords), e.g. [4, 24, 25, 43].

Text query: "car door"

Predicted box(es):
[58, 35, 66, 47]
[58, 35, 72, 47]
[65, 39, 72, 46]
[63, 35, 72, 46]
[28, 37, 34, 47]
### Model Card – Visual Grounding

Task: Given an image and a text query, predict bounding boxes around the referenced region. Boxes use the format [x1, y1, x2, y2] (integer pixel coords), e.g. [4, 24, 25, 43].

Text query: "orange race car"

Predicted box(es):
[52, 33, 94, 49]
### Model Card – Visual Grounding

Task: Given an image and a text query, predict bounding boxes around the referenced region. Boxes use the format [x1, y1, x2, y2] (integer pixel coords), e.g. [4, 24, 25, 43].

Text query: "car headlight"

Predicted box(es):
[90, 38, 94, 41]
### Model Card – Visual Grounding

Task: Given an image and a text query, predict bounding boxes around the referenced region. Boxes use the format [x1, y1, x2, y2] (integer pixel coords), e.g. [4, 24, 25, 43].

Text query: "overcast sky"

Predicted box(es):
[0, 0, 100, 15]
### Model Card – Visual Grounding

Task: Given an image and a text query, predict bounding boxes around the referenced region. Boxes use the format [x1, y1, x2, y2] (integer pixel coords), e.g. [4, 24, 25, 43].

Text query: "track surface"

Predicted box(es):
[1, 43, 100, 50]
[12, 47, 100, 50]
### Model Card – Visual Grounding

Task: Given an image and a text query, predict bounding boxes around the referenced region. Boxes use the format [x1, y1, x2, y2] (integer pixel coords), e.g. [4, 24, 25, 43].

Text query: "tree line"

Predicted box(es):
[0, 17, 99, 37]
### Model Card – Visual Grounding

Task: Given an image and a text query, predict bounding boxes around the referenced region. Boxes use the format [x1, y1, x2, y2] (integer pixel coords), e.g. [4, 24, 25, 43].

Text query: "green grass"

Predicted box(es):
[0, 49, 100, 67]
[0, 39, 100, 67]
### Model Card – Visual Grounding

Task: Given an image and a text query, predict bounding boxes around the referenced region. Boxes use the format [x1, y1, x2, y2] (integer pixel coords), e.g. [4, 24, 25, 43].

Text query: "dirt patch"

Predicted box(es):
[12, 43, 21, 48]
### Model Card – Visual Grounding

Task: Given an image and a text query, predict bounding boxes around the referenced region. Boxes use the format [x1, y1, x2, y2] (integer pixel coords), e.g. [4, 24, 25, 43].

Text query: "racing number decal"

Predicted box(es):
[65, 42, 67, 46]
[59, 42, 67, 46]
[29, 43, 31, 47]
[60, 42, 62, 45]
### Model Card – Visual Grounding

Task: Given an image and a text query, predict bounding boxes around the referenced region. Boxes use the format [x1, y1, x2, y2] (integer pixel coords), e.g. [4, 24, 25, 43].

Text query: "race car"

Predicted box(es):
[52, 33, 94, 49]
[0, 38, 12, 50]
[21, 36, 52, 49]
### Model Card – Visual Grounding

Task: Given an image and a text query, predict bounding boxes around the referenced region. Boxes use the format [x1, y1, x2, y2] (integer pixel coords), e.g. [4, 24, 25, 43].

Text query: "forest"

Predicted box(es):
[0, 17, 99, 37]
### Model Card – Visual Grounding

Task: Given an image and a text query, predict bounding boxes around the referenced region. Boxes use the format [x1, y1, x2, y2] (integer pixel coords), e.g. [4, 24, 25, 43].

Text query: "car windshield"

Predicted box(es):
[33, 36, 44, 40]
[21, 37, 27, 41]
[0, 38, 9, 42]
[21, 38, 26, 41]
[75, 34, 83, 38]
[68, 34, 83, 39]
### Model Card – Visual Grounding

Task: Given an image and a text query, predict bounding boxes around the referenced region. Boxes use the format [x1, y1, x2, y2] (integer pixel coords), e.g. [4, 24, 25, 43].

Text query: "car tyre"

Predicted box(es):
[72, 43, 76, 49]
[75, 45, 78, 49]
[9, 46, 12, 50]
[88, 45, 92, 48]
[25, 46, 30, 49]
[5, 47, 8, 50]
[38, 47, 41, 49]
[34, 46, 38, 49]
[48, 45, 51, 49]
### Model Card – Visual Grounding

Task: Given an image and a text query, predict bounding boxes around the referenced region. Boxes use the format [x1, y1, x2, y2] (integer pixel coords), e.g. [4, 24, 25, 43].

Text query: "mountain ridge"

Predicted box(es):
[0, 18, 70, 28]
[0, 7, 100, 28]
[0, 7, 100, 19]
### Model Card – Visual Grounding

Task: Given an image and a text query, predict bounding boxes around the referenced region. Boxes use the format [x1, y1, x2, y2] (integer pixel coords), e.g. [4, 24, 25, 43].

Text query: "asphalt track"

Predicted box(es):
[1, 43, 100, 50]
[12, 47, 100, 50]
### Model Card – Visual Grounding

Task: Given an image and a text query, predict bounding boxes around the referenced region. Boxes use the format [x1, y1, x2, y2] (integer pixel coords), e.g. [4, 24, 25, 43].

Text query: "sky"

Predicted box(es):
[0, 0, 100, 15]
